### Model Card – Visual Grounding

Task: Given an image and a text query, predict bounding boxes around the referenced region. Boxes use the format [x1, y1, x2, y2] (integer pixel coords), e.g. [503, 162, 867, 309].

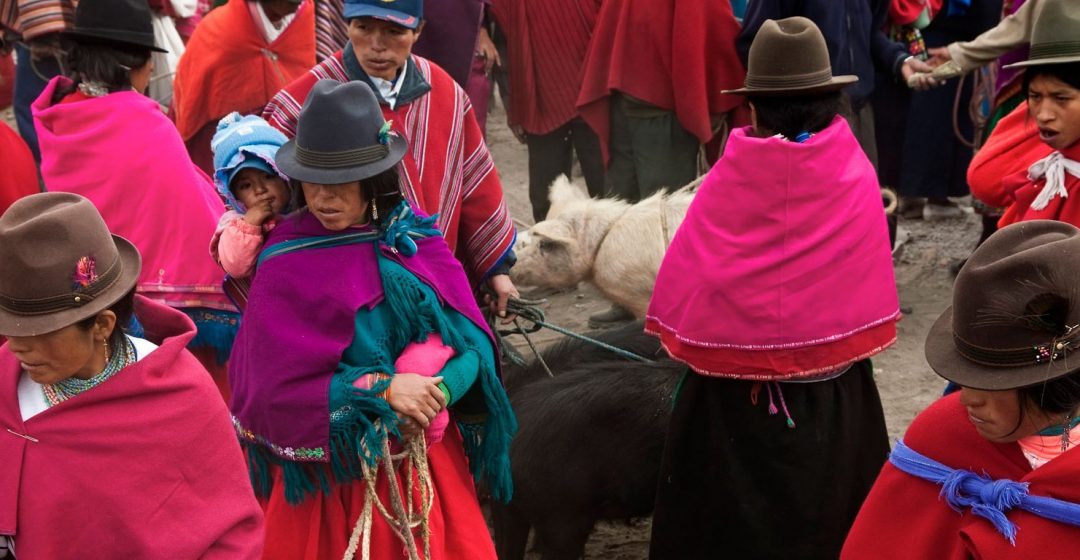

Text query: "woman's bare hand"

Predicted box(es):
[386, 373, 446, 428]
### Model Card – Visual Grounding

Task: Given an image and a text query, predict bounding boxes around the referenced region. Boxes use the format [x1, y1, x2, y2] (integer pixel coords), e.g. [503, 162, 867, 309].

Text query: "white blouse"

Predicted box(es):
[17, 335, 158, 421]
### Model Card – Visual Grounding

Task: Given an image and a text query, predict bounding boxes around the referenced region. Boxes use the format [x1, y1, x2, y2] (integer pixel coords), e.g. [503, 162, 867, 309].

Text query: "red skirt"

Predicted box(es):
[261, 425, 497, 560]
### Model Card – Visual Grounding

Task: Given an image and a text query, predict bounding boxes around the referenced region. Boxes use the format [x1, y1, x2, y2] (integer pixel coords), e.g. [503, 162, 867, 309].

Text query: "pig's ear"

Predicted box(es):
[548, 174, 587, 205]
[530, 222, 576, 250]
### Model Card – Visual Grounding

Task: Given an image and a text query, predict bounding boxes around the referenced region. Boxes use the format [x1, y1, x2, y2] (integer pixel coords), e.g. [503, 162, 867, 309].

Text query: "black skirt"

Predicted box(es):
[649, 360, 889, 560]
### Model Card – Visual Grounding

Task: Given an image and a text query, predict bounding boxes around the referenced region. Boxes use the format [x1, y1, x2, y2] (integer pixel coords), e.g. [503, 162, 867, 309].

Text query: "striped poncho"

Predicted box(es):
[263, 51, 515, 284]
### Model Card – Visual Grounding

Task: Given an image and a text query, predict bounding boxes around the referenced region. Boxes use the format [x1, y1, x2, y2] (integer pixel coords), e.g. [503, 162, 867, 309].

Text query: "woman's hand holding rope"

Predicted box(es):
[386, 374, 446, 434]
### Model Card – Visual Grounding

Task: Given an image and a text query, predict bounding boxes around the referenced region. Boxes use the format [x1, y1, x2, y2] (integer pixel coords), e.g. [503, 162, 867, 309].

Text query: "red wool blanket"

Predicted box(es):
[172, 0, 315, 141]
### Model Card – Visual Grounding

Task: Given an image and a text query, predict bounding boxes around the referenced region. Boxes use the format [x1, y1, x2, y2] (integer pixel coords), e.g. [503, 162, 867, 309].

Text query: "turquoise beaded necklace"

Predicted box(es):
[41, 336, 136, 407]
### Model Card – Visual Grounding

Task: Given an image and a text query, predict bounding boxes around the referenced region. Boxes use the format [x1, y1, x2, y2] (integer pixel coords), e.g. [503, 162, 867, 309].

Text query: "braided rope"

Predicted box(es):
[342, 431, 434, 560]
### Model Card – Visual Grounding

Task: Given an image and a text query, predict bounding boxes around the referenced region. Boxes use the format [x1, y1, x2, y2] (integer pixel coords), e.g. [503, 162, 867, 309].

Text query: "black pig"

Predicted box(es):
[492, 322, 683, 560]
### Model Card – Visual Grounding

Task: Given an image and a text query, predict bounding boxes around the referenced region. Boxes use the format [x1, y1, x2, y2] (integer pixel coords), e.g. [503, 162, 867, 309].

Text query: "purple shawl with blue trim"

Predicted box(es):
[227, 208, 492, 462]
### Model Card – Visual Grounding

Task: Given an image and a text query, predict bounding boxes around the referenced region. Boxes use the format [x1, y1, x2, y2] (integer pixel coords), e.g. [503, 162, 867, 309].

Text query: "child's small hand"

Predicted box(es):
[242, 193, 276, 226]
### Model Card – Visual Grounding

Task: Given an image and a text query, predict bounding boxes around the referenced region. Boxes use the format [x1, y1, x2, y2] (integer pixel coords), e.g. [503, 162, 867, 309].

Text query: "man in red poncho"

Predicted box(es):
[576, 0, 745, 326]
[489, 0, 605, 222]
[172, 0, 315, 174]
[263, 0, 520, 316]
[577, 0, 744, 203]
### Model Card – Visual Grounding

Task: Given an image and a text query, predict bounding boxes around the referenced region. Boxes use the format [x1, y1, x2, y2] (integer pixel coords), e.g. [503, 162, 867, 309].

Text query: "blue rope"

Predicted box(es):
[889, 439, 1080, 545]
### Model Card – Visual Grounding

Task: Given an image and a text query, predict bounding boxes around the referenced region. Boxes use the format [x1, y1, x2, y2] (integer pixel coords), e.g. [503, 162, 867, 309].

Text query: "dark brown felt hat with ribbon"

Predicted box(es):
[925, 220, 1080, 391]
[724, 17, 858, 96]
[276, 79, 408, 185]
[0, 193, 141, 337]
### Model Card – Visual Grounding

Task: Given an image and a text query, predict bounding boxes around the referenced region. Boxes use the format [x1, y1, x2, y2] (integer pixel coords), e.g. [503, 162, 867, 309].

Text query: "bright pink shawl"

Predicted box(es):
[0, 297, 263, 558]
[646, 117, 900, 380]
[33, 77, 233, 311]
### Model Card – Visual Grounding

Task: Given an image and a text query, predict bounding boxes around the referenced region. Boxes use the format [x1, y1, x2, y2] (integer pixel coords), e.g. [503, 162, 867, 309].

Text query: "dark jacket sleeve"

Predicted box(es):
[869, 0, 910, 78]
[736, 0, 799, 64]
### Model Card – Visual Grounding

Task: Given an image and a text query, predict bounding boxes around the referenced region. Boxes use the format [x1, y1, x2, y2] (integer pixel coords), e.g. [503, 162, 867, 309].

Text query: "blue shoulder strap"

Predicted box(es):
[890, 439, 1080, 545]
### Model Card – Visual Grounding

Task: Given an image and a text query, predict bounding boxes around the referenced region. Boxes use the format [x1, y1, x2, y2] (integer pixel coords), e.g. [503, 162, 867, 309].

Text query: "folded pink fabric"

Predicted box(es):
[394, 335, 454, 445]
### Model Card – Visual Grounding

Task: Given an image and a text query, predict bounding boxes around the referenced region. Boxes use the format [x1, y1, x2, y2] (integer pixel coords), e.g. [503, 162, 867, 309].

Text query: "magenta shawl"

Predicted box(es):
[32, 77, 233, 311]
[646, 117, 900, 379]
[228, 208, 492, 462]
[0, 297, 263, 558]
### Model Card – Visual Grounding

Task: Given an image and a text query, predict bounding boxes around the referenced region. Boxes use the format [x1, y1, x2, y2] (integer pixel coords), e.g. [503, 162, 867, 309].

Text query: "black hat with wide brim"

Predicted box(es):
[64, 0, 168, 53]
[924, 220, 1080, 391]
[276, 80, 408, 184]
[723, 17, 857, 96]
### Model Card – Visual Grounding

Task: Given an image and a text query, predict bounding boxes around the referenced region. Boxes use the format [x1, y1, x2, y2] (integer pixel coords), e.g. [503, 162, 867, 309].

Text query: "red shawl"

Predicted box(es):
[0, 297, 263, 559]
[172, 0, 315, 141]
[0, 124, 38, 215]
[998, 140, 1080, 229]
[843, 393, 1080, 559]
[576, 0, 745, 160]
[489, 0, 600, 135]
[969, 101, 1052, 210]
[263, 53, 515, 284]
[890, 0, 943, 26]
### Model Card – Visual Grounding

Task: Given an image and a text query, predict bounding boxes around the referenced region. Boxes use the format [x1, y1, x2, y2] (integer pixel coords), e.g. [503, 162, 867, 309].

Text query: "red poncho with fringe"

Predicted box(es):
[263, 52, 515, 284]
[172, 0, 315, 171]
[0, 297, 263, 559]
[576, 0, 745, 160]
[489, 0, 600, 135]
[843, 393, 1080, 559]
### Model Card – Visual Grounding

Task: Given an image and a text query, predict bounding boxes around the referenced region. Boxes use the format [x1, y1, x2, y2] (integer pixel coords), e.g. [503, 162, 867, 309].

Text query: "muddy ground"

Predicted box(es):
[3, 93, 979, 558]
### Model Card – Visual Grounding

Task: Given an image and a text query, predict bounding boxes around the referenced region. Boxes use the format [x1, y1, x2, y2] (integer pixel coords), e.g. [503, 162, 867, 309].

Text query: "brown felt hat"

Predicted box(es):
[1003, 0, 1080, 69]
[0, 193, 141, 337]
[724, 17, 858, 96]
[925, 220, 1080, 391]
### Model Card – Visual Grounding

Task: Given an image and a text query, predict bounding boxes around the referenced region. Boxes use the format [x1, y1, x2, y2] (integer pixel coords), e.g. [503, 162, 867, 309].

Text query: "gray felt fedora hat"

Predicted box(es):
[1004, 0, 1080, 69]
[925, 220, 1080, 391]
[0, 193, 141, 337]
[725, 17, 857, 96]
[276, 80, 408, 185]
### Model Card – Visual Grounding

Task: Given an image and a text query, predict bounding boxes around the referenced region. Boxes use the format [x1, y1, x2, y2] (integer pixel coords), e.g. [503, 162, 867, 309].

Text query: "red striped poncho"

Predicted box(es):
[263, 52, 515, 285]
[489, 0, 600, 135]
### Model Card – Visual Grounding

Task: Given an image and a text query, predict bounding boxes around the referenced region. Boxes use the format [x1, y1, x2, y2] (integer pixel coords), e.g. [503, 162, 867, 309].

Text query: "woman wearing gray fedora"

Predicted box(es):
[264, 0, 521, 321]
[844, 220, 1080, 557]
[0, 193, 263, 559]
[229, 79, 514, 559]
[646, 17, 899, 559]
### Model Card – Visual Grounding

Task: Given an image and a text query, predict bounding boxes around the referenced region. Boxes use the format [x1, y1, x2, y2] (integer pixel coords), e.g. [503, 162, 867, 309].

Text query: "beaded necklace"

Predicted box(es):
[41, 336, 136, 407]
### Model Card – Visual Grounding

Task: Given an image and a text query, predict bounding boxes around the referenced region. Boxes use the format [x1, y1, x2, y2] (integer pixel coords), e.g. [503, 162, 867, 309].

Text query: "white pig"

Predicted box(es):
[512, 175, 696, 318]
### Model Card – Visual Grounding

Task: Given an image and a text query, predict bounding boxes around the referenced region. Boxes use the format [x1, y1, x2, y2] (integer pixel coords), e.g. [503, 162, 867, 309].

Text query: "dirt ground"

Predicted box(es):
[483, 98, 980, 558]
[3, 95, 979, 559]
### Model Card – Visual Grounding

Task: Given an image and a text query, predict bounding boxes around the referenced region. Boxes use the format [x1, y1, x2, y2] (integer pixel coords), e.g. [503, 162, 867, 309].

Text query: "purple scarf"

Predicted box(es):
[228, 209, 491, 462]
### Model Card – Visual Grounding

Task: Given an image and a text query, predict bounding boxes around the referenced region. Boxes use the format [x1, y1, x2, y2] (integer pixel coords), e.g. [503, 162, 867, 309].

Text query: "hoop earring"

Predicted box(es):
[1063, 411, 1074, 452]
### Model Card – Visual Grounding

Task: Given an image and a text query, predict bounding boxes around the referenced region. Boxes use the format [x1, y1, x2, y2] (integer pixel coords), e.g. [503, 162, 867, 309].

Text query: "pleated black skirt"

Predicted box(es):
[649, 360, 890, 560]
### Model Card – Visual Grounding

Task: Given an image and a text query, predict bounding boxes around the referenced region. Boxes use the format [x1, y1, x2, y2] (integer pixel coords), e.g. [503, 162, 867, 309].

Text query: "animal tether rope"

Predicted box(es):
[342, 428, 434, 560]
[491, 296, 655, 379]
